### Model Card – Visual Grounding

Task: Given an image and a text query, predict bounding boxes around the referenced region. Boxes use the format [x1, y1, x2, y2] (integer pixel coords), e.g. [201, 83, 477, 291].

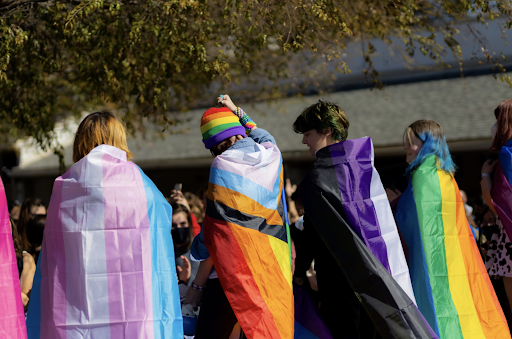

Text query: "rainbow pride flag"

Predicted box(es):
[204, 140, 294, 339]
[396, 154, 510, 339]
[0, 177, 27, 339]
[492, 139, 512, 240]
[300, 137, 435, 338]
[26, 145, 182, 339]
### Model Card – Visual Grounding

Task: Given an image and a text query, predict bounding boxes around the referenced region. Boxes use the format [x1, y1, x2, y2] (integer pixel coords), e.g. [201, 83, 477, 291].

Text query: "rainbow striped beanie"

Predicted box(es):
[201, 107, 246, 149]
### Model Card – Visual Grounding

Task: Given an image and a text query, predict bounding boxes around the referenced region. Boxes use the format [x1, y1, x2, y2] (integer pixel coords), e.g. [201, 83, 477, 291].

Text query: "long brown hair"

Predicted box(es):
[73, 111, 133, 163]
[490, 99, 512, 152]
[10, 218, 22, 262]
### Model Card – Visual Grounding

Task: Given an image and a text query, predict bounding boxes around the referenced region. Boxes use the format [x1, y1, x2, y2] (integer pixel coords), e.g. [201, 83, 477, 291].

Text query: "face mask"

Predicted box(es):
[171, 227, 190, 245]
[491, 123, 497, 140]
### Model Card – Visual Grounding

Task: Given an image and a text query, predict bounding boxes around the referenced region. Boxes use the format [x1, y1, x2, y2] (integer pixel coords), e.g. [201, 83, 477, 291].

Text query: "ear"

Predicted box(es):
[321, 128, 332, 137]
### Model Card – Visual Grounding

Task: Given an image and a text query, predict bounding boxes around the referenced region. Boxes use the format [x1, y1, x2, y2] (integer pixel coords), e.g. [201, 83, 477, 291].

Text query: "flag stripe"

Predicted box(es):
[204, 140, 293, 339]
[209, 166, 282, 210]
[412, 161, 463, 339]
[452, 177, 509, 338]
[396, 185, 440, 336]
[140, 169, 183, 337]
[397, 154, 510, 339]
[204, 215, 284, 339]
[329, 142, 391, 273]
[209, 183, 283, 227]
[327, 138, 415, 303]
[0, 178, 27, 338]
[438, 170, 485, 338]
[102, 154, 154, 338]
[229, 223, 293, 339]
[27, 145, 183, 338]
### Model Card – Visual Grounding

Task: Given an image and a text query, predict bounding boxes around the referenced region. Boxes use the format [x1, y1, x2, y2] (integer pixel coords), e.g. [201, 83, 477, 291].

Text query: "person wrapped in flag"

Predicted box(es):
[391, 119, 510, 338]
[0, 177, 27, 339]
[293, 100, 435, 339]
[480, 98, 512, 321]
[185, 95, 294, 339]
[26, 111, 183, 338]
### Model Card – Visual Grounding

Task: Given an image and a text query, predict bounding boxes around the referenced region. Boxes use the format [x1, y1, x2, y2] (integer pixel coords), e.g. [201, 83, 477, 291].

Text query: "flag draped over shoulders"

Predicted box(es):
[299, 137, 436, 339]
[0, 177, 27, 339]
[492, 139, 512, 240]
[204, 141, 294, 339]
[396, 154, 509, 339]
[26, 145, 183, 339]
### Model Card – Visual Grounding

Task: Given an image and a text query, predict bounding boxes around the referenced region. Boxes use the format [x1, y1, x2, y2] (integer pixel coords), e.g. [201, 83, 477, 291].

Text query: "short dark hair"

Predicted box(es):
[293, 100, 349, 142]
[210, 137, 236, 157]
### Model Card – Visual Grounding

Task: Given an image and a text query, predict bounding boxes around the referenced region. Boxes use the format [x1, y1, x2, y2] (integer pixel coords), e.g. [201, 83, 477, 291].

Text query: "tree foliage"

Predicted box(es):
[1, 0, 511, 152]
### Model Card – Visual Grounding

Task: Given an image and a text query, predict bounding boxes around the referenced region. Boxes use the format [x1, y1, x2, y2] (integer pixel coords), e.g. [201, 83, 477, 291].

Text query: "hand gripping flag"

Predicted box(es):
[396, 154, 510, 339]
[204, 141, 294, 339]
[26, 145, 183, 339]
[299, 137, 437, 339]
[0, 177, 27, 339]
[491, 139, 512, 241]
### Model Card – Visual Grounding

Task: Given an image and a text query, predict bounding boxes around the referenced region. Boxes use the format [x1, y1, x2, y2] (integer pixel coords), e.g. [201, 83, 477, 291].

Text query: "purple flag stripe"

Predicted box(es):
[328, 139, 392, 274]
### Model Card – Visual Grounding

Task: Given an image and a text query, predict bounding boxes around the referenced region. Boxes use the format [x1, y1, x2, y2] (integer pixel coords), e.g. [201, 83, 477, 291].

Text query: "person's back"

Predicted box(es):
[188, 96, 294, 339]
[26, 111, 183, 338]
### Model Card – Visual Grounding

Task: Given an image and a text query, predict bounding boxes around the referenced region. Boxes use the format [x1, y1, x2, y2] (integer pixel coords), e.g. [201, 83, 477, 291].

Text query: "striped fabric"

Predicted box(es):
[328, 137, 416, 302]
[204, 141, 294, 339]
[299, 137, 437, 338]
[491, 139, 512, 240]
[200, 107, 246, 149]
[26, 145, 182, 339]
[396, 154, 510, 339]
[0, 178, 27, 339]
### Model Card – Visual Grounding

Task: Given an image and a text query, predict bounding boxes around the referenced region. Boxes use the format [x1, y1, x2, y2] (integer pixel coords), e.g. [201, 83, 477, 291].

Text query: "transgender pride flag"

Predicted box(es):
[26, 145, 182, 339]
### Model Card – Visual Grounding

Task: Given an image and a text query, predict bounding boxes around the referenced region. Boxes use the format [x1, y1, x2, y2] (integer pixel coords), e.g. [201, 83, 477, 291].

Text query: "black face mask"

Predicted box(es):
[171, 227, 190, 245]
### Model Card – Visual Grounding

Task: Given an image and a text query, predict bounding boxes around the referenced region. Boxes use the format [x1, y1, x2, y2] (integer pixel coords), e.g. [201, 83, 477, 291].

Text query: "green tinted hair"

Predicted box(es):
[292, 100, 349, 141]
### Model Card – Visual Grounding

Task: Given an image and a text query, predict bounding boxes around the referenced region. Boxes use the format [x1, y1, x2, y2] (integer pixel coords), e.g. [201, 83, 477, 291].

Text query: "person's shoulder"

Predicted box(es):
[22, 252, 36, 271]
[249, 128, 276, 145]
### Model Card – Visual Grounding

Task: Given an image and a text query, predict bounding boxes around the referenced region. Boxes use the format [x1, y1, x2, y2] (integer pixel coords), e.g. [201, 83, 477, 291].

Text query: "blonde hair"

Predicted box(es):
[73, 111, 133, 163]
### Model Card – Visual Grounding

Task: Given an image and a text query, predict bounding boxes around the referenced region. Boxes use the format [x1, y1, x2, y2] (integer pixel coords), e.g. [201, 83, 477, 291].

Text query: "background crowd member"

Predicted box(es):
[184, 191, 205, 225]
[392, 119, 509, 338]
[26, 111, 183, 338]
[187, 95, 293, 339]
[285, 178, 300, 225]
[171, 202, 199, 286]
[10, 216, 35, 312]
[26, 215, 45, 265]
[10, 203, 20, 225]
[170, 189, 201, 237]
[480, 98, 512, 319]
[293, 101, 426, 339]
[460, 189, 479, 241]
[17, 198, 46, 250]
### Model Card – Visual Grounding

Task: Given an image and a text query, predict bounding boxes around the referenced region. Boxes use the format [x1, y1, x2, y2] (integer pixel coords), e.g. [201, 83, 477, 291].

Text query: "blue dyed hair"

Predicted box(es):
[404, 120, 456, 175]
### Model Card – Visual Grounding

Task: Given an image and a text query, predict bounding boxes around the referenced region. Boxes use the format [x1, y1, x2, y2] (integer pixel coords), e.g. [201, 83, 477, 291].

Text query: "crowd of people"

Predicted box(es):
[2, 96, 512, 339]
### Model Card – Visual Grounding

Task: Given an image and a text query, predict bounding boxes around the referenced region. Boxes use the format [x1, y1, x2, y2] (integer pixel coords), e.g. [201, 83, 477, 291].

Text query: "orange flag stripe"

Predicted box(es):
[452, 179, 510, 337]
[228, 222, 294, 339]
[208, 183, 283, 226]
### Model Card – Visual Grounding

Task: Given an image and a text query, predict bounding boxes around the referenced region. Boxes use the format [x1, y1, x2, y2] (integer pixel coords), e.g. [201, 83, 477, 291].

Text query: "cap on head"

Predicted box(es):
[200, 107, 245, 149]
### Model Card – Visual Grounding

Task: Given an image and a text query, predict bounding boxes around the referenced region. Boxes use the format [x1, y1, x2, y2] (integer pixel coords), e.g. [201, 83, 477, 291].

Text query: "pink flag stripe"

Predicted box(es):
[0, 177, 27, 339]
